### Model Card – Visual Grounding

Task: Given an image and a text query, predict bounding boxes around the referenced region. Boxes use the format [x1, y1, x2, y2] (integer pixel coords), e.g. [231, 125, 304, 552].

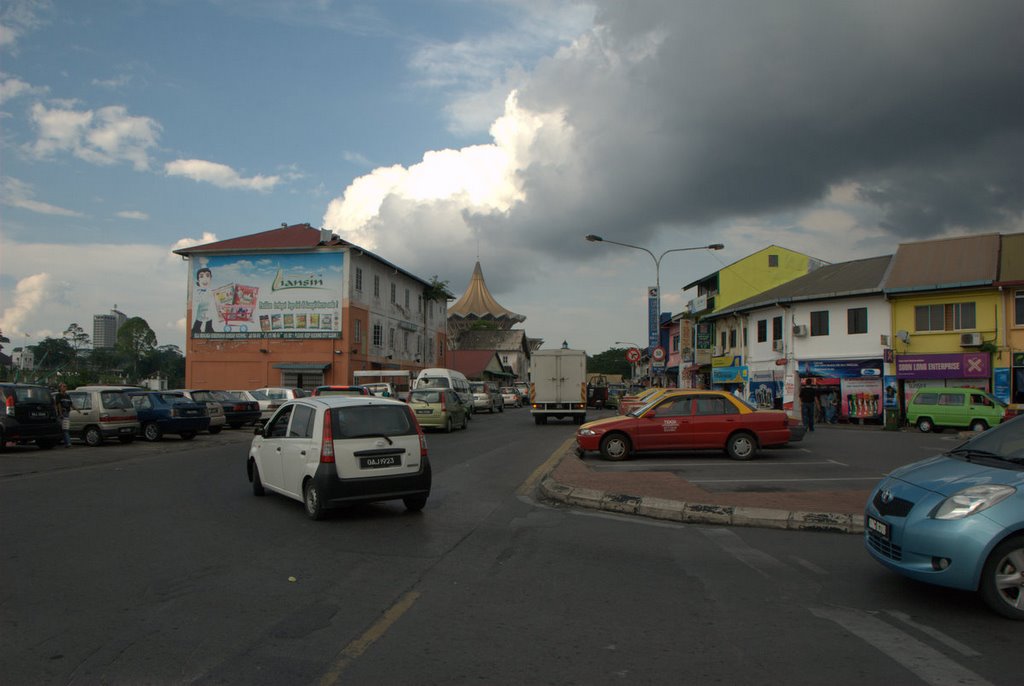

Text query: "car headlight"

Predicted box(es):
[932, 484, 1015, 520]
[578, 428, 597, 437]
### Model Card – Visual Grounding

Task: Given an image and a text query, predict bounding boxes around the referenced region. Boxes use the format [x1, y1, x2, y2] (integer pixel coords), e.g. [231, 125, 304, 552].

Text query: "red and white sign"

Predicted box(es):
[626, 348, 641, 363]
[651, 346, 666, 362]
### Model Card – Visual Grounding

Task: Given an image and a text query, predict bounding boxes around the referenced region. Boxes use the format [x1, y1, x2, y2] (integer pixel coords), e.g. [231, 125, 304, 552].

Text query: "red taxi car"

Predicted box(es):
[576, 389, 800, 461]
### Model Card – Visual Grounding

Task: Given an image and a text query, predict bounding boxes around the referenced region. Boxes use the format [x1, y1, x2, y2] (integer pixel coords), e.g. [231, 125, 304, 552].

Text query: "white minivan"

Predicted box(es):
[414, 368, 473, 416]
[247, 395, 431, 520]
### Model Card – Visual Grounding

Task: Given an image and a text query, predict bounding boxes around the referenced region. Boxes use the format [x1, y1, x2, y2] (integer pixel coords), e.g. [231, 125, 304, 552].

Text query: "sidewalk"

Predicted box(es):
[539, 427, 877, 534]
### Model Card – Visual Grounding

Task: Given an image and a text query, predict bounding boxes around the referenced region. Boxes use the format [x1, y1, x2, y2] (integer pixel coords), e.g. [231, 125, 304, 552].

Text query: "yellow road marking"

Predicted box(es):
[319, 590, 421, 686]
[516, 436, 575, 496]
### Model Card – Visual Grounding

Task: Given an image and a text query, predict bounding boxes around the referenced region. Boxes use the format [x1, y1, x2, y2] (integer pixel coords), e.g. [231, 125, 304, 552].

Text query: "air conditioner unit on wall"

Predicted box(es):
[772, 340, 784, 352]
[792, 324, 808, 337]
[960, 332, 982, 347]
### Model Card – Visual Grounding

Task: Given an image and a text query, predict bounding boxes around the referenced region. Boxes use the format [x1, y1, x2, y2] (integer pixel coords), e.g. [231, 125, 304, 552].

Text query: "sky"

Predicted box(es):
[1, 0, 1022, 355]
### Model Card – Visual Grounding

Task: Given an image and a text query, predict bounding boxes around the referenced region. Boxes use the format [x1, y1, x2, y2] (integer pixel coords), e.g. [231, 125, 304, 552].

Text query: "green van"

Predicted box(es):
[907, 387, 1006, 433]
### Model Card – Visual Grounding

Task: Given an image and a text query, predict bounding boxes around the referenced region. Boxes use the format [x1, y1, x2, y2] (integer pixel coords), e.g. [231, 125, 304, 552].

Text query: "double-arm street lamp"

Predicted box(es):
[586, 235, 724, 356]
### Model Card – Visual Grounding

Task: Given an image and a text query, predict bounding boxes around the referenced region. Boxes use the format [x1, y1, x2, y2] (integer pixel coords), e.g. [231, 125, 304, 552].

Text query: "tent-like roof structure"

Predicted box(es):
[448, 262, 525, 326]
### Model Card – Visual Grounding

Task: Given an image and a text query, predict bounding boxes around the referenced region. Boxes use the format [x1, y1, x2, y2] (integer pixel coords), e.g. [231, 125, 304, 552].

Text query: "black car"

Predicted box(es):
[204, 390, 261, 429]
[0, 383, 63, 451]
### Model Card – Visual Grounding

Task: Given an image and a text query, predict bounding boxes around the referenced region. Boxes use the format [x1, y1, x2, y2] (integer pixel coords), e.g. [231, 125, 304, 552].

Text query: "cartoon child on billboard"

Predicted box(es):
[191, 266, 221, 334]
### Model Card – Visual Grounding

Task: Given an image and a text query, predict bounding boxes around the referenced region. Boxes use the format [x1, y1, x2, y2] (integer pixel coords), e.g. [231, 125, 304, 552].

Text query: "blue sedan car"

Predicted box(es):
[865, 415, 1024, 619]
[126, 391, 210, 441]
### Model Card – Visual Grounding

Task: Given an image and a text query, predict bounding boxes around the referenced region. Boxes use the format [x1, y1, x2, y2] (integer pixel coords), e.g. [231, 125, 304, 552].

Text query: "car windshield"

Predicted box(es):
[416, 377, 450, 390]
[409, 390, 441, 403]
[331, 405, 415, 438]
[249, 389, 269, 400]
[948, 416, 1024, 464]
[223, 391, 247, 400]
[158, 393, 189, 404]
[9, 386, 52, 403]
[318, 388, 365, 396]
[470, 383, 484, 392]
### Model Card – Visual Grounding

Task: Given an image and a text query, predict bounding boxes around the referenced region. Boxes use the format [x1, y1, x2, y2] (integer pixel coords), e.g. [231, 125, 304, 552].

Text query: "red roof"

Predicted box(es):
[173, 223, 348, 255]
[447, 349, 503, 379]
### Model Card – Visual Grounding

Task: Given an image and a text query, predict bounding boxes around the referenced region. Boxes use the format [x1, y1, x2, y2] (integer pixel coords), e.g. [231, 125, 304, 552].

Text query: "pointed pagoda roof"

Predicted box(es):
[448, 262, 525, 324]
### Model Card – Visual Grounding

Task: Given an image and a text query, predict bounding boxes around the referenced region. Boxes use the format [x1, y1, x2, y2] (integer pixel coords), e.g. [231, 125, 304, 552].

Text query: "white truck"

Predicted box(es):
[529, 348, 588, 425]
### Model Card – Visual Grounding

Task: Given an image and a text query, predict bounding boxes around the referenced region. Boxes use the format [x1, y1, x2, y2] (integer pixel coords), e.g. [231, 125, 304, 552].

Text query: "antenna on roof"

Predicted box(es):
[281, 222, 288, 229]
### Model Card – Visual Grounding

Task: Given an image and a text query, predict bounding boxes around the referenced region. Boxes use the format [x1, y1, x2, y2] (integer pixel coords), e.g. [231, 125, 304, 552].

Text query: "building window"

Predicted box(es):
[373, 275, 380, 298]
[772, 316, 782, 341]
[354, 319, 361, 343]
[768, 254, 779, 267]
[388, 327, 395, 351]
[403, 331, 410, 353]
[729, 328, 737, 348]
[355, 267, 363, 292]
[390, 283, 396, 304]
[757, 319, 767, 343]
[405, 289, 410, 310]
[372, 322, 383, 347]
[417, 295, 422, 314]
[915, 302, 976, 331]
[720, 331, 727, 351]
[810, 310, 829, 336]
[671, 334, 680, 353]
[1016, 290, 1024, 326]
[847, 307, 868, 334]
[743, 327, 748, 347]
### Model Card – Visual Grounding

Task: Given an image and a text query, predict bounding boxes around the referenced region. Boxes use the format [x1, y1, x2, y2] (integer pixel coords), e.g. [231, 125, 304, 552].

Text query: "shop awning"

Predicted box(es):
[272, 362, 331, 371]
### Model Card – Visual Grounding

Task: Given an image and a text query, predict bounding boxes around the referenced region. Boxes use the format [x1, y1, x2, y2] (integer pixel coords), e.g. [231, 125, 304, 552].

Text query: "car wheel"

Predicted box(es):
[143, 422, 163, 442]
[445, 416, 453, 433]
[304, 481, 324, 520]
[118, 435, 134, 444]
[84, 426, 103, 447]
[726, 432, 756, 460]
[403, 494, 428, 512]
[250, 460, 265, 496]
[916, 417, 934, 433]
[979, 535, 1024, 620]
[599, 433, 631, 461]
[969, 419, 989, 432]
[179, 431, 196, 440]
[208, 425, 222, 435]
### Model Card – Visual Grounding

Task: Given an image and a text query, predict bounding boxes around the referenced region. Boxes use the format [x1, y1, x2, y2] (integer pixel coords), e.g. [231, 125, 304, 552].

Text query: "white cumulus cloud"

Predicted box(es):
[164, 159, 280, 192]
[29, 102, 161, 170]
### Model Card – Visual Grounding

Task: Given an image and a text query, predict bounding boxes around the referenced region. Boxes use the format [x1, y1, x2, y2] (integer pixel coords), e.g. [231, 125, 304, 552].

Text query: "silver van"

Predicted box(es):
[68, 386, 140, 446]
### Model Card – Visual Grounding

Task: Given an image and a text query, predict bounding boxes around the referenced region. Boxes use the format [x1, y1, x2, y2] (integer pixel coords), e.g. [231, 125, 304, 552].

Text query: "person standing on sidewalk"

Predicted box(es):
[799, 383, 815, 432]
[54, 383, 73, 448]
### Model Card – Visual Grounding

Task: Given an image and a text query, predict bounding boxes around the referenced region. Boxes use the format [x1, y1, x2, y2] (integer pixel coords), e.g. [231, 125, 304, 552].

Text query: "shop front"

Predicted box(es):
[893, 351, 993, 416]
[797, 358, 884, 424]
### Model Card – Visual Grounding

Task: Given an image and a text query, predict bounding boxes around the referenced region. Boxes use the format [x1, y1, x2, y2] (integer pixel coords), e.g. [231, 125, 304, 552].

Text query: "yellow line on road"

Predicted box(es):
[516, 436, 575, 496]
[319, 590, 421, 686]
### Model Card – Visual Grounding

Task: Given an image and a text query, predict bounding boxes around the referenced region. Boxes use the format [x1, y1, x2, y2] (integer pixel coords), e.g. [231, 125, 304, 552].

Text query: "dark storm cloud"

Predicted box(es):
[511, 0, 1023, 250]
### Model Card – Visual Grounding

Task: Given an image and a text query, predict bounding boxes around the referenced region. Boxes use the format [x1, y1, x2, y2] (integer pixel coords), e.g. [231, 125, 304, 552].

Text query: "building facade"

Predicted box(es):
[173, 224, 448, 390]
[92, 308, 127, 349]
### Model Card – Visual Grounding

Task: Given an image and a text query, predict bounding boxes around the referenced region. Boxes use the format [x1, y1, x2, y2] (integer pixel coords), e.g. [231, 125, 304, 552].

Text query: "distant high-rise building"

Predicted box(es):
[93, 307, 128, 349]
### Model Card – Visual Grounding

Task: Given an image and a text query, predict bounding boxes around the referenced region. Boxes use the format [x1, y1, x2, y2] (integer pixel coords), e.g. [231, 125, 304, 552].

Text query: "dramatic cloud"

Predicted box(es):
[0, 272, 52, 339]
[164, 159, 281, 192]
[29, 103, 161, 170]
[323, 0, 1023, 297]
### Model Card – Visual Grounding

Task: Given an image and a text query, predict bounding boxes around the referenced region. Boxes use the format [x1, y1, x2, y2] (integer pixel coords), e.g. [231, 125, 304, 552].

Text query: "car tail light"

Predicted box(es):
[440, 393, 446, 411]
[5, 395, 14, 417]
[410, 408, 428, 457]
[320, 410, 335, 463]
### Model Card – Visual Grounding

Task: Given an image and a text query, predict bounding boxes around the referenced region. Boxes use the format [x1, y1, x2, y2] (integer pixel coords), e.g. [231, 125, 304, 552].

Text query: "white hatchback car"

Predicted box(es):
[247, 396, 431, 520]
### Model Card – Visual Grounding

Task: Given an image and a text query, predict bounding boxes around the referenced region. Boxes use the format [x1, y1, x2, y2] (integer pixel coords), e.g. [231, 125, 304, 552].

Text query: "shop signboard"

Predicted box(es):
[894, 352, 990, 379]
[712, 365, 748, 384]
[189, 253, 343, 339]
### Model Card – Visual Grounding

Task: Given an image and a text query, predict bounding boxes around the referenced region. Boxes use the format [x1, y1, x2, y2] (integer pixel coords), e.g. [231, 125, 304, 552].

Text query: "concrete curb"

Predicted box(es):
[538, 476, 865, 535]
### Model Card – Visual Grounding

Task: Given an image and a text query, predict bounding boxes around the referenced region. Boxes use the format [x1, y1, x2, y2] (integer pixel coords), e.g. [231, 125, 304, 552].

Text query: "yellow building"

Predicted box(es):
[882, 233, 1007, 408]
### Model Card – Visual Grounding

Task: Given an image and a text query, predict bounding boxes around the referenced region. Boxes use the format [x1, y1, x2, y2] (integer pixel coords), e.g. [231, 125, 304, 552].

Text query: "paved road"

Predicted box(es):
[1, 410, 1017, 685]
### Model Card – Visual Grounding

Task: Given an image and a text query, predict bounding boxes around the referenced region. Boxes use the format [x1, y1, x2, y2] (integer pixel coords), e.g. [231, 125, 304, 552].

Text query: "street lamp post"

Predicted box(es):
[587, 235, 723, 383]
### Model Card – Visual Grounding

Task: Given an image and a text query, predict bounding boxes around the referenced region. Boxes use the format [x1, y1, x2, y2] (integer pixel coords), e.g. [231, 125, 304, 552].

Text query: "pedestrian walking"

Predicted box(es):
[54, 383, 73, 447]
[799, 383, 815, 432]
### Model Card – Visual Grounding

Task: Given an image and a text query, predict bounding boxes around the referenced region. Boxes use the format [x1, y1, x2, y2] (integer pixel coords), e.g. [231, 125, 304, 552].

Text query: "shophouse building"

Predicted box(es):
[706, 255, 892, 420]
[683, 245, 828, 389]
[881, 233, 1010, 413]
[995, 233, 1024, 408]
[172, 223, 449, 390]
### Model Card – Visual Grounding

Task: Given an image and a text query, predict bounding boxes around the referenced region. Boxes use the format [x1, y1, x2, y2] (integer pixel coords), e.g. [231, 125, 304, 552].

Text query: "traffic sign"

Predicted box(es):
[626, 348, 641, 363]
[651, 346, 666, 362]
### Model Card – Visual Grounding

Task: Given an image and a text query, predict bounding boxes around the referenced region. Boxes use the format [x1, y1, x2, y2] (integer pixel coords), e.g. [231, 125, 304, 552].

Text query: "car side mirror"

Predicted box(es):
[254, 425, 265, 436]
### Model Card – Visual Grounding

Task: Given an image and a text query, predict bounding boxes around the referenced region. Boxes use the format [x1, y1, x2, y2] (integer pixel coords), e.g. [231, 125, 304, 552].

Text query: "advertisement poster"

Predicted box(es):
[189, 253, 343, 339]
[840, 378, 883, 418]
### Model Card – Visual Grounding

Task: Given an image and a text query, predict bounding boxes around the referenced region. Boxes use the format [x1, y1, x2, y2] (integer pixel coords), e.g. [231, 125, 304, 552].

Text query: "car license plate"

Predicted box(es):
[361, 455, 400, 469]
[415, 409, 432, 415]
[866, 515, 889, 539]
[119, 426, 133, 434]
[31, 411, 47, 418]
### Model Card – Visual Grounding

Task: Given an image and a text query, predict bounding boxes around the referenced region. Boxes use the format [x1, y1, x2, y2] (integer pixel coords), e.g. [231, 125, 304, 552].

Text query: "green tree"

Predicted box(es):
[63, 323, 91, 352]
[116, 317, 158, 381]
[587, 347, 632, 379]
[30, 337, 76, 371]
[141, 345, 186, 387]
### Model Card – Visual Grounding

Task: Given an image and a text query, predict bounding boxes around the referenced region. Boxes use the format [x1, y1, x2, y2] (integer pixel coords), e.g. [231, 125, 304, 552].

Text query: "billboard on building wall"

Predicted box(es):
[189, 253, 342, 339]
